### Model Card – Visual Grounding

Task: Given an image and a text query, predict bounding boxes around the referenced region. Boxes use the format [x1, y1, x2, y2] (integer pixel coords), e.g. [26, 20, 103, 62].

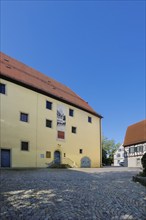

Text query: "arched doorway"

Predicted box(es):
[54, 151, 61, 165]
[81, 157, 91, 168]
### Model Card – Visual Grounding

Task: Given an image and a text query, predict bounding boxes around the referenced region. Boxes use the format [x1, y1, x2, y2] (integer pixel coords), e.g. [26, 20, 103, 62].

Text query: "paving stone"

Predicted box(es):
[0, 167, 146, 220]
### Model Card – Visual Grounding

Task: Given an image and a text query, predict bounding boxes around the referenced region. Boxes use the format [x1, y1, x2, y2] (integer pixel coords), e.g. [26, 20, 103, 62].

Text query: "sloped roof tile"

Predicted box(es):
[123, 120, 146, 146]
[0, 52, 102, 118]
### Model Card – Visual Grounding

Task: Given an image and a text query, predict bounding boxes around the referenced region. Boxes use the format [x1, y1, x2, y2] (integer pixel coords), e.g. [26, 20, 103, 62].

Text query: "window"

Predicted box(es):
[79, 149, 83, 154]
[72, 126, 77, 134]
[88, 116, 92, 123]
[129, 147, 134, 153]
[136, 158, 141, 166]
[138, 145, 143, 152]
[46, 101, 52, 110]
[117, 153, 120, 157]
[64, 153, 66, 157]
[69, 109, 74, 117]
[20, 113, 28, 122]
[124, 151, 128, 158]
[21, 141, 29, 151]
[46, 119, 52, 128]
[46, 151, 51, 158]
[57, 131, 65, 139]
[0, 83, 6, 94]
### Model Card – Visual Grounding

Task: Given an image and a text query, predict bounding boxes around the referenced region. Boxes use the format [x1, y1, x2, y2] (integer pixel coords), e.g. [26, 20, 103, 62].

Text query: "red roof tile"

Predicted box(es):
[0, 52, 102, 118]
[123, 120, 146, 146]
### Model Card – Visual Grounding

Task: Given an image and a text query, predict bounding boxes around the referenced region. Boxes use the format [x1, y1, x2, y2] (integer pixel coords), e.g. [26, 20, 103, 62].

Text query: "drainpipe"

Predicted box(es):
[35, 94, 39, 168]
[100, 118, 102, 168]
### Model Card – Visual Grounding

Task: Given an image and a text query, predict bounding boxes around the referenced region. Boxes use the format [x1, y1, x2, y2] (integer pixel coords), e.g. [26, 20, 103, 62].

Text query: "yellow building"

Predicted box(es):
[0, 52, 102, 168]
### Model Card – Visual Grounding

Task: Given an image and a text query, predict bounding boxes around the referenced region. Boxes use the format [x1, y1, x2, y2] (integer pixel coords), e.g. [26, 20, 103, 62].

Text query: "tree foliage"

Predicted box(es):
[102, 135, 121, 165]
[102, 149, 107, 165]
[141, 153, 146, 176]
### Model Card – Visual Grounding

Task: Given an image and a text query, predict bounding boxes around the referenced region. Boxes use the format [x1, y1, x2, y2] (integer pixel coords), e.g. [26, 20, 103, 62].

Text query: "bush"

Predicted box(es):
[141, 153, 146, 176]
[49, 163, 72, 168]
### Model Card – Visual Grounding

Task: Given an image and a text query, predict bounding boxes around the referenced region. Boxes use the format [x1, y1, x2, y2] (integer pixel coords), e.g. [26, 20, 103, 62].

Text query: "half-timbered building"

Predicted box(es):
[123, 120, 146, 167]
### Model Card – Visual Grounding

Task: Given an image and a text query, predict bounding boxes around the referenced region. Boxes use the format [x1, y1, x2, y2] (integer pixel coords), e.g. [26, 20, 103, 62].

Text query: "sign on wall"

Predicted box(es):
[57, 105, 66, 139]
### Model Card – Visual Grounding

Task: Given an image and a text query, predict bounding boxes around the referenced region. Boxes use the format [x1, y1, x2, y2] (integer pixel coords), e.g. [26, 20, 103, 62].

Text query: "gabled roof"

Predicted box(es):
[0, 52, 102, 118]
[123, 120, 146, 147]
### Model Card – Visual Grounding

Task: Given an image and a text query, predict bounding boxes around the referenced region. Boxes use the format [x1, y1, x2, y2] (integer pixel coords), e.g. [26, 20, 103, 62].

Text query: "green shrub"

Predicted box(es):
[141, 153, 146, 176]
[49, 163, 72, 168]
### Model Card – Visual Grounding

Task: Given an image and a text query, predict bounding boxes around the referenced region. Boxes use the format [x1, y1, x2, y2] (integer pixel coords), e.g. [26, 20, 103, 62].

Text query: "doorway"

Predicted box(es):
[1, 149, 11, 167]
[54, 151, 61, 165]
[81, 156, 91, 168]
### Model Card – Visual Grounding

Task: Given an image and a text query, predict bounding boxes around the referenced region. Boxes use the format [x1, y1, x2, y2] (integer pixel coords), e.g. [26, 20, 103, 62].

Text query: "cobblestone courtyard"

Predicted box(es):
[0, 167, 146, 220]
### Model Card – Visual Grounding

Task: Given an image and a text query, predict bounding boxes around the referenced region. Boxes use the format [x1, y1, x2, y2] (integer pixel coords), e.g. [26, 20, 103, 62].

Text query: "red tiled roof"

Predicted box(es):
[123, 120, 146, 146]
[0, 52, 102, 118]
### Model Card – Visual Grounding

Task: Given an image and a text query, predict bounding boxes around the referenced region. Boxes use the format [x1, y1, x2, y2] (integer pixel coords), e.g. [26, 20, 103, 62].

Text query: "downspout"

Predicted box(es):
[35, 93, 39, 168]
[100, 118, 102, 168]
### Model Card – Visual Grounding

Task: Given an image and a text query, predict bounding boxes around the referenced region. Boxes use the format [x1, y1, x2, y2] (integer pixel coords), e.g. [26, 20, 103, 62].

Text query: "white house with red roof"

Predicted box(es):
[114, 144, 125, 166]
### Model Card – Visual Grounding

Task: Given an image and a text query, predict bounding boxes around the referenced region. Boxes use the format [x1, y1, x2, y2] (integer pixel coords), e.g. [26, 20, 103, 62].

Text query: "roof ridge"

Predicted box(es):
[128, 119, 146, 127]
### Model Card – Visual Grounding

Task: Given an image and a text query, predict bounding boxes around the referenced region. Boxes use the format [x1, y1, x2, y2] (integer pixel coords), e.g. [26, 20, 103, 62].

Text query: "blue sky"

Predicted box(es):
[1, 0, 145, 144]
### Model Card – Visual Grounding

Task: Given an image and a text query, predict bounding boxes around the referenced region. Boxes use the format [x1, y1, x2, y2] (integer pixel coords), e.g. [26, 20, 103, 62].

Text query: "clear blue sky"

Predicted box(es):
[1, 0, 145, 144]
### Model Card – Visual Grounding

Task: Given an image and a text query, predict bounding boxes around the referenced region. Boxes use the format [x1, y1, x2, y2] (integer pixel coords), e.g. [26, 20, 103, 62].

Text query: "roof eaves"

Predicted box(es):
[0, 73, 103, 118]
[123, 140, 146, 147]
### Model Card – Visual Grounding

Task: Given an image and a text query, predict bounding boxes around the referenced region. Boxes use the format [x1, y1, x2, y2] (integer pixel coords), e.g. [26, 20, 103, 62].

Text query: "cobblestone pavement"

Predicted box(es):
[0, 167, 146, 220]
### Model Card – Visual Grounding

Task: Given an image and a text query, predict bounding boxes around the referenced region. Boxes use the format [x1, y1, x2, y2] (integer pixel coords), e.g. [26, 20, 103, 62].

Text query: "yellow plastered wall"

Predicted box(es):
[0, 79, 101, 168]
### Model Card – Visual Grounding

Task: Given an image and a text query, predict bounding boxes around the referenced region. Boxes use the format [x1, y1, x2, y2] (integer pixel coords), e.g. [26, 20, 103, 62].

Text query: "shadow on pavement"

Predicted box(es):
[0, 168, 146, 220]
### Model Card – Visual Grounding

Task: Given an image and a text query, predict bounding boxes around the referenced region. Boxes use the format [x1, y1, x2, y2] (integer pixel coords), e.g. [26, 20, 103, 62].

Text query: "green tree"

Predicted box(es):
[141, 153, 146, 176]
[102, 135, 121, 165]
[102, 148, 107, 165]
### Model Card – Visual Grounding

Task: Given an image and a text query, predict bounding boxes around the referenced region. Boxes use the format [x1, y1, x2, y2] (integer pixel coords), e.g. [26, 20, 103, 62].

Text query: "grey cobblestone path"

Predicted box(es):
[0, 167, 146, 220]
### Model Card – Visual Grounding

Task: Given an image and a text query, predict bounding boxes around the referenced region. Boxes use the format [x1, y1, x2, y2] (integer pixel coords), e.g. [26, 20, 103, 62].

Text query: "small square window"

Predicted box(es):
[46, 101, 52, 110]
[21, 141, 29, 151]
[69, 109, 74, 117]
[20, 113, 28, 122]
[72, 126, 77, 134]
[88, 116, 92, 123]
[46, 119, 52, 128]
[79, 149, 83, 154]
[46, 151, 51, 158]
[0, 83, 6, 94]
